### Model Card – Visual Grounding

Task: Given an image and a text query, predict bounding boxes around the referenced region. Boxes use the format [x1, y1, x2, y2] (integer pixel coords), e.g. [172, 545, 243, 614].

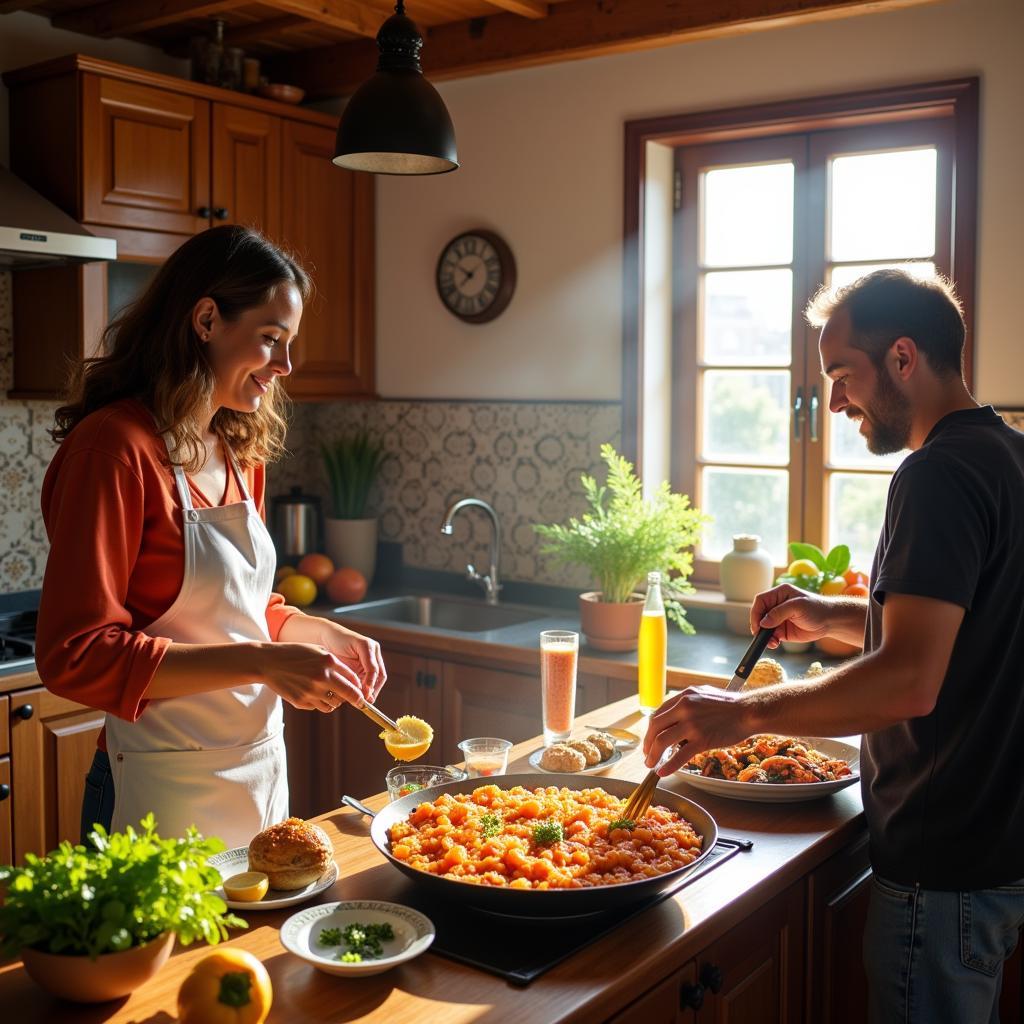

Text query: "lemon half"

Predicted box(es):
[223, 870, 270, 902]
[381, 715, 434, 762]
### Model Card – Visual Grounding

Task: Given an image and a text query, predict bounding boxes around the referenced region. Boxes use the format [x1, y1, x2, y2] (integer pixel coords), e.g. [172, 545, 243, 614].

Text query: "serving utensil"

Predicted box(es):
[358, 701, 402, 735]
[725, 626, 775, 692]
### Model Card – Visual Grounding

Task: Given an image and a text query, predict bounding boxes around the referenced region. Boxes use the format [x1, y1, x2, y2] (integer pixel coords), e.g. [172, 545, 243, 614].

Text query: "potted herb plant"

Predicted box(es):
[534, 444, 708, 651]
[321, 429, 386, 585]
[0, 814, 245, 1003]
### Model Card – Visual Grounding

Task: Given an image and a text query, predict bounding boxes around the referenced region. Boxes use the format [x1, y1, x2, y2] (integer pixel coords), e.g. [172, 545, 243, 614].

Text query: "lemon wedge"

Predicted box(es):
[380, 715, 434, 762]
[223, 871, 270, 902]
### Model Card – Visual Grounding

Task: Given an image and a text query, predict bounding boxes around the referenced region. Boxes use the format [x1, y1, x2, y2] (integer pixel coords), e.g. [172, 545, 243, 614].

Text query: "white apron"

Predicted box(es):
[105, 435, 288, 849]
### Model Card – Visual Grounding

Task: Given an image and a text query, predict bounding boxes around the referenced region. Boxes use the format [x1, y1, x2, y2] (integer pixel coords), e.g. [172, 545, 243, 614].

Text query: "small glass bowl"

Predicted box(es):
[385, 764, 468, 802]
[457, 737, 512, 778]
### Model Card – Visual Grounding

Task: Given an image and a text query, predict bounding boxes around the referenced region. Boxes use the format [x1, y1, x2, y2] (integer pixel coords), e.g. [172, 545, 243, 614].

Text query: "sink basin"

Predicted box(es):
[331, 595, 549, 633]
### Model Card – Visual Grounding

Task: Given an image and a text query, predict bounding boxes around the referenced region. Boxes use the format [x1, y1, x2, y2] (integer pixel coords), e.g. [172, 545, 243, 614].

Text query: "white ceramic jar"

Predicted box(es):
[720, 534, 775, 602]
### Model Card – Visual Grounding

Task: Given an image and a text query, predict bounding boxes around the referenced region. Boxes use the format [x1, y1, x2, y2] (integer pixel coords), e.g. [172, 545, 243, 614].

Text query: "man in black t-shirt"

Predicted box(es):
[643, 270, 1024, 1023]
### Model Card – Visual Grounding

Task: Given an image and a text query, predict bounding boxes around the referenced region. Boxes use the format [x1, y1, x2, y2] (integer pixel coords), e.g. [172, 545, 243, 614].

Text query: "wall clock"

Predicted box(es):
[436, 229, 516, 324]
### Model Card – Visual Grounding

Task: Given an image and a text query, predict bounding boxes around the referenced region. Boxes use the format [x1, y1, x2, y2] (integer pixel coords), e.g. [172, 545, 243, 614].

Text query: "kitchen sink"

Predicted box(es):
[330, 595, 550, 633]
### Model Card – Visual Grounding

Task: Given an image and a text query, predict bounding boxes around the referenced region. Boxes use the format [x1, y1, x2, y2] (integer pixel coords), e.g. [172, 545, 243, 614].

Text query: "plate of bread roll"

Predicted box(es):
[210, 817, 338, 910]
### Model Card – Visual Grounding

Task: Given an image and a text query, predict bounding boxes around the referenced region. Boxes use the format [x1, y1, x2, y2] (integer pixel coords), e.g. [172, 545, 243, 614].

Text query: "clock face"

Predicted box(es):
[436, 230, 516, 323]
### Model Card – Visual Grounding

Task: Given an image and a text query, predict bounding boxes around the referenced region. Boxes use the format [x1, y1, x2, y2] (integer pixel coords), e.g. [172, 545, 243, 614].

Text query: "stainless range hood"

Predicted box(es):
[0, 164, 116, 268]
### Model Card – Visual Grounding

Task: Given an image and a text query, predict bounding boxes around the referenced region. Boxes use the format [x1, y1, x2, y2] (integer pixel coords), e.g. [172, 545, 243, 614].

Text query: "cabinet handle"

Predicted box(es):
[0, 783, 9, 801]
[415, 670, 423, 688]
[700, 962, 723, 994]
[214, 207, 229, 220]
[793, 386, 805, 441]
[679, 982, 705, 1010]
[809, 385, 820, 443]
[197, 206, 212, 218]
[425, 673, 437, 690]
[15, 703, 34, 721]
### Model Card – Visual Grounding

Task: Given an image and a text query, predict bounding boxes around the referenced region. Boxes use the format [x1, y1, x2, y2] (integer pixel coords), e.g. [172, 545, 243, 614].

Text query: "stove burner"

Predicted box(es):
[0, 608, 37, 669]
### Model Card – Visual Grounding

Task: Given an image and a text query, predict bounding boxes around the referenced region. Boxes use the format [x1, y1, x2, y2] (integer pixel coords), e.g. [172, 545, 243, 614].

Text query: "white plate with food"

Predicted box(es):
[209, 847, 339, 910]
[676, 737, 860, 803]
[280, 900, 435, 977]
[527, 746, 622, 775]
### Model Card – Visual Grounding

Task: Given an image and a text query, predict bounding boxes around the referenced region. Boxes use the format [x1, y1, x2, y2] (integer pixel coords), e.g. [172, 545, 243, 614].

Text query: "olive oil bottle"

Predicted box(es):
[638, 571, 667, 715]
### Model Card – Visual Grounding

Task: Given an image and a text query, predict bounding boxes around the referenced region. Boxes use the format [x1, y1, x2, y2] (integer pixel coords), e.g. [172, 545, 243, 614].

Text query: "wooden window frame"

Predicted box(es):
[622, 78, 980, 484]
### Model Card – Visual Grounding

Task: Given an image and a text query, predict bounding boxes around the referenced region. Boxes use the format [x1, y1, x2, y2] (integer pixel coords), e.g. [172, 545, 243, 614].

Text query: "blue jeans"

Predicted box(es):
[80, 749, 115, 845]
[864, 874, 1024, 1023]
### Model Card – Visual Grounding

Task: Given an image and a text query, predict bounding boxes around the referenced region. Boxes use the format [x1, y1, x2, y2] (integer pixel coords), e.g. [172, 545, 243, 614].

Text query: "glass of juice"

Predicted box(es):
[540, 629, 579, 745]
[638, 571, 667, 715]
[457, 738, 512, 778]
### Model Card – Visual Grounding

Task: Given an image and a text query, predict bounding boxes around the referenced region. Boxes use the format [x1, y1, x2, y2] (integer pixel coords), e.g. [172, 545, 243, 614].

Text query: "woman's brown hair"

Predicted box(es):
[51, 225, 312, 470]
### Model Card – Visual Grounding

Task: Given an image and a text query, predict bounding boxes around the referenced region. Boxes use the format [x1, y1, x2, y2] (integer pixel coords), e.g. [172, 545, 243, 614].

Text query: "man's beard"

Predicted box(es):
[849, 367, 912, 455]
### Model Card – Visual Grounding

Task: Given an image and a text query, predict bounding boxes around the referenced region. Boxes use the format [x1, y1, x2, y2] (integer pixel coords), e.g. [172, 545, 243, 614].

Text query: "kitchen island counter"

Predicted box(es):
[0, 696, 868, 1023]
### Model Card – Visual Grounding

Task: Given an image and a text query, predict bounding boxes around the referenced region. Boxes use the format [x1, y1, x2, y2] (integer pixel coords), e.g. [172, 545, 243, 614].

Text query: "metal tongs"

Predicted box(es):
[357, 700, 406, 736]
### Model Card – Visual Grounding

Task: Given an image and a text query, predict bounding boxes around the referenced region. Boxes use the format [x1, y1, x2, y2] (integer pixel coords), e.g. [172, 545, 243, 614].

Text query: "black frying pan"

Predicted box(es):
[344, 773, 719, 917]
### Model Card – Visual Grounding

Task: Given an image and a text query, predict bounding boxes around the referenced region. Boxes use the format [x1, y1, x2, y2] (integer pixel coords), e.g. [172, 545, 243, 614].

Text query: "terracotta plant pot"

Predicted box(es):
[815, 636, 862, 657]
[325, 516, 378, 586]
[21, 930, 175, 1003]
[578, 592, 645, 652]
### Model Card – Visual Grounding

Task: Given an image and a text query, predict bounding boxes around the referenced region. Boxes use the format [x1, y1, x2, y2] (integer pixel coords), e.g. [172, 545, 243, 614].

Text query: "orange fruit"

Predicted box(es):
[820, 578, 847, 595]
[325, 567, 368, 605]
[843, 569, 869, 587]
[297, 552, 334, 586]
[277, 573, 317, 606]
[842, 583, 870, 598]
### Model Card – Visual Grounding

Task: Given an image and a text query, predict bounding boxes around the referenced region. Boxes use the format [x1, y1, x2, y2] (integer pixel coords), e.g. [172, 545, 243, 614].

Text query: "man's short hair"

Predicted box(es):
[805, 269, 966, 377]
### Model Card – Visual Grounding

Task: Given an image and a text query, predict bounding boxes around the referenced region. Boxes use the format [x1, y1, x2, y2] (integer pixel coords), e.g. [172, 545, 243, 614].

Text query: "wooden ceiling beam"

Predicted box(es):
[270, 0, 938, 100]
[53, 0, 246, 37]
[225, 14, 308, 46]
[485, 0, 548, 18]
[258, 0, 380, 37]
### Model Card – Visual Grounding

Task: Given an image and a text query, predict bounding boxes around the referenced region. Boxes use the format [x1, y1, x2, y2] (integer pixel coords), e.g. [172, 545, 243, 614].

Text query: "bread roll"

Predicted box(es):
[248, 817, 333, 890]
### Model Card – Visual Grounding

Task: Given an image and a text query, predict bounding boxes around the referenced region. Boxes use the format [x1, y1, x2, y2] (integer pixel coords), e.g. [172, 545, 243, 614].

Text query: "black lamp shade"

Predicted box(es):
[333, 6, 458, 175]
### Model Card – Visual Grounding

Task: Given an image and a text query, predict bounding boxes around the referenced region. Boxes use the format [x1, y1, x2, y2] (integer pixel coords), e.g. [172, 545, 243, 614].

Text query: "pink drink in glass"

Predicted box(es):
[540, 630, 578, 745]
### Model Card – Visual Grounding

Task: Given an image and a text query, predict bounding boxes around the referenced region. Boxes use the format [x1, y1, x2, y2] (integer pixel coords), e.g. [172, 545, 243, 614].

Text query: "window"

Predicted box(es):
[623, 80, 978, 582]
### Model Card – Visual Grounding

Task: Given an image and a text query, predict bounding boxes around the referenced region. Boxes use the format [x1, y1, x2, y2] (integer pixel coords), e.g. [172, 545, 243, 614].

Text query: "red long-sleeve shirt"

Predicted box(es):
[37, 399, 298, 745]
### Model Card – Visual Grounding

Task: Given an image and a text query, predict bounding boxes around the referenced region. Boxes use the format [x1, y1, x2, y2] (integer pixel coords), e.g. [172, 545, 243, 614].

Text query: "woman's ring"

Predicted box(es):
[326, 690, 335, 700]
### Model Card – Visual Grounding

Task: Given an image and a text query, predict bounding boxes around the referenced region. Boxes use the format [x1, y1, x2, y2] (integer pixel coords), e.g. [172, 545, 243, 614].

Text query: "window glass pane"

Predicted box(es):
[828, 260, 936, 291]
[830, 148, 937, 261]
[828, 409, 907, 469]
[702, 370, 790, 465]
[701, 466, 788, 563]
[703, 163, 794, 267]
[702, 269, 793, 365]
[828, 472, 891, 571]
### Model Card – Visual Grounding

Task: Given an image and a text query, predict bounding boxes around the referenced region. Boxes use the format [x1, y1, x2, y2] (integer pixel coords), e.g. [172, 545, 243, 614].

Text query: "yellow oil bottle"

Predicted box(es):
[638, 571, 667, 715]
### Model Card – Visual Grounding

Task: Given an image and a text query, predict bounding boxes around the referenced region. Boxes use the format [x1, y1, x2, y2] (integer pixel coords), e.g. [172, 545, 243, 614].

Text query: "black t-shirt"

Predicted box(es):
[862, 405, 1024, 890]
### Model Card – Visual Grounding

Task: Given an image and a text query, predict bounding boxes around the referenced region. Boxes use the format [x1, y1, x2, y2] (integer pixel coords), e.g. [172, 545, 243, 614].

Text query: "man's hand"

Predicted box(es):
[750, 583, 859, 648]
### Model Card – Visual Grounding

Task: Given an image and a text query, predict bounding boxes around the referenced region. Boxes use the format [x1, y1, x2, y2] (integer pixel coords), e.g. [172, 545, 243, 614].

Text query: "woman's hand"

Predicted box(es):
[260, 642, 365, 713]
[749, 583, 833, 648]
[313, 620, 387, 703]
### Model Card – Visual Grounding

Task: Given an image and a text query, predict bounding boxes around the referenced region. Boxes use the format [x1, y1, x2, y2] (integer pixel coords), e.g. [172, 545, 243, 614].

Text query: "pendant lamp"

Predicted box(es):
[333, 1, 458, 175]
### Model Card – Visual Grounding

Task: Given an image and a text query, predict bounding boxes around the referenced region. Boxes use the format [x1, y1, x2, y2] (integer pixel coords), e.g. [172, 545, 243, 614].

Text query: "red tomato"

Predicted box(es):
[843, 569, 869, 587]
[325, 567, 368, 605]
[842, 583, 870, 598]
[297, 552, 334, 586]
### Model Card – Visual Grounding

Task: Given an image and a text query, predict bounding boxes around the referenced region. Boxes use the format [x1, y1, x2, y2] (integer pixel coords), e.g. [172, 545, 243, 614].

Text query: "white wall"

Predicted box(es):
[0, 11, 186, 166]
[375, 0, 1024, 406]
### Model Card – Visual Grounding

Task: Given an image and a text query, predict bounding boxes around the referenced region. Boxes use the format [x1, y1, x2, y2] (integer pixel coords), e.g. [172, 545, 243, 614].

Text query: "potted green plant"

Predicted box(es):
[534, 444, 708, 651]
[321, 429, 386, 585]
[0, 814, 245, 1003]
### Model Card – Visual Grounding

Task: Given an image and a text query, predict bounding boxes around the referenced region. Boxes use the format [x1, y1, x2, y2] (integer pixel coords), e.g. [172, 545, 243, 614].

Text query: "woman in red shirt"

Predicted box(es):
[38, 225, 386, 849]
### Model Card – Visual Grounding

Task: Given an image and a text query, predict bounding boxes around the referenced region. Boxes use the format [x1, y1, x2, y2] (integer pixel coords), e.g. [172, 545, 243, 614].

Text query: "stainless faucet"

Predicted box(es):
[440, 497, 502, 604]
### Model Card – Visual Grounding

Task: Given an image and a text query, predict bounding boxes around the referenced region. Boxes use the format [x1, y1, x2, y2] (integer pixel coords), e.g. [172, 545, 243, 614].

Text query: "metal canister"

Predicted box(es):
[271, 486, 323, 560]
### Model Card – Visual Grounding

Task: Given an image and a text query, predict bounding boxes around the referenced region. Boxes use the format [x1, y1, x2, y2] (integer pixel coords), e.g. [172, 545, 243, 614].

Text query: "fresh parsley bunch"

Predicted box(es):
[0, 814, 246, 959]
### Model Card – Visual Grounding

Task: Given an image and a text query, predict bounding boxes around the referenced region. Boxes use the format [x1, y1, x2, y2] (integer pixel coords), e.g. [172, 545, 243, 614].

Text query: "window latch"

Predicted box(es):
[809, 386, 820, 443]
[793, 387, 805, 441]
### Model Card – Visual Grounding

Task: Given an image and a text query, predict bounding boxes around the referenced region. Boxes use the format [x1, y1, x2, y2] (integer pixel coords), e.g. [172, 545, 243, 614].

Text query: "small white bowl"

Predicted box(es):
[279, 900, 434, 977]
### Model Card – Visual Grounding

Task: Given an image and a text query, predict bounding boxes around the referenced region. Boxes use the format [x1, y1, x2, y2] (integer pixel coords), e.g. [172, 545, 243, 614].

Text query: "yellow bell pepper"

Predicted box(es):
[178, 948, 273, 1024]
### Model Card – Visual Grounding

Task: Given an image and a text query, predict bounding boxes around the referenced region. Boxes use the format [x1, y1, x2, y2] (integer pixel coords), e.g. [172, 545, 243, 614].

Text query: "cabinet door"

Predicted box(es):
[82, 74, 211, 234]
[280, 119, 375, 400]
[806, 832, 871, 1024]
[0, 757, 11, 866]
[212, 104, 281, 238]
[696, 883, 805, 1024]
[9, 687, 105, 861]
[608, 960, 699, 1023]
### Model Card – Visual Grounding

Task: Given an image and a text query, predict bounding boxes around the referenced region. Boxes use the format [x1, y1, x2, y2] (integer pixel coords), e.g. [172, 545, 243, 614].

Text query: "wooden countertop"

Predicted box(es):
[0, 697, 865, 1023]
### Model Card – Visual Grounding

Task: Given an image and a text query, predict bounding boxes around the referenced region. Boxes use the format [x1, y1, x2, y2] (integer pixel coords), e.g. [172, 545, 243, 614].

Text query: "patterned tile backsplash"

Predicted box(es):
[267, 399, 623, 589]
[3, 267, 1024, 596]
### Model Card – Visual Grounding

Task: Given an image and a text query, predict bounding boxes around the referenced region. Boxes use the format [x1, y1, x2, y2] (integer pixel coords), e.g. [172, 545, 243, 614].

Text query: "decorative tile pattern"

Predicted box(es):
[268, 400, 622, 589]
[0, 271, 60, 593]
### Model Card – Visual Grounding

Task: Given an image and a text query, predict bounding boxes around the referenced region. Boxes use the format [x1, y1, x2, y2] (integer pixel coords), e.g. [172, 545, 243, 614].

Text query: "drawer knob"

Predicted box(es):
[0, 783, 9, 801]
[214, 207, 229, 220]
[197, 205, 212, 218]
[15, 703, 34, 720]
[700, 962, 724, 994]
[680, 982, 704, 1010]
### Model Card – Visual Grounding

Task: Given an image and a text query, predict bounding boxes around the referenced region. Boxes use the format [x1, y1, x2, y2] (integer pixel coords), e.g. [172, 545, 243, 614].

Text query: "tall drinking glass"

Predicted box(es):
[540, 630, 578, 745]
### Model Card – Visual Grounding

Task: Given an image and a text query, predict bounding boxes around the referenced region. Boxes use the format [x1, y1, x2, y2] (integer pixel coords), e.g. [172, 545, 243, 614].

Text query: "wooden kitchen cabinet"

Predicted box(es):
[0, 757, 12, 865]
[4, 54, 375, 401]
[608, 960, 700, 1023]
[8, 686, 104, 862]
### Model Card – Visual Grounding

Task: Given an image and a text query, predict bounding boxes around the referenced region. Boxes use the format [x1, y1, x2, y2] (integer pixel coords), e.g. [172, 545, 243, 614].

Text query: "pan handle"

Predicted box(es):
[341, 794, 376, 818]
